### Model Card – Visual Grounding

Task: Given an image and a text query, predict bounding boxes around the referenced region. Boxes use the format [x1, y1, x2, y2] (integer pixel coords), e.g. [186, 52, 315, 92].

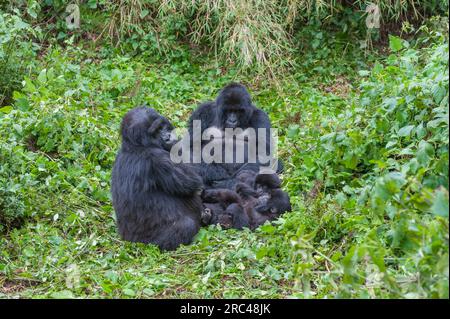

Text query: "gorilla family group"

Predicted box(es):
[111, 83, 291, 250]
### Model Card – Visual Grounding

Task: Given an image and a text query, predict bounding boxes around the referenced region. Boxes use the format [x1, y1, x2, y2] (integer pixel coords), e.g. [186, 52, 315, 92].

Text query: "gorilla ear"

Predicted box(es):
[148, 117, 164, 136]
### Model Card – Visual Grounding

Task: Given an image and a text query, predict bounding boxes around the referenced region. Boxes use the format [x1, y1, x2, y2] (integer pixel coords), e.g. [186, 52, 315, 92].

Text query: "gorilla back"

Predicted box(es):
[111, 107, 204, 250]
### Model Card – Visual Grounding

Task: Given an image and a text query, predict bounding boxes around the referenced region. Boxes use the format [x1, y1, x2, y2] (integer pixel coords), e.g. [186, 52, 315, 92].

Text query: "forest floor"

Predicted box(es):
[0, 22, 448, 298]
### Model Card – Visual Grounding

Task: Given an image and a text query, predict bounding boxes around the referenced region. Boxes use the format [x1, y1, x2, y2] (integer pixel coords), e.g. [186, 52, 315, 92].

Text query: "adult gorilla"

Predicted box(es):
[188, 83, 282, 187]
[111, 107, 203, 250]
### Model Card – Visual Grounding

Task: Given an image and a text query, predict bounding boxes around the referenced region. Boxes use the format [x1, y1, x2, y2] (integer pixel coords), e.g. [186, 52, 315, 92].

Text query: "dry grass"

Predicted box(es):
[100, 0, 447, 77]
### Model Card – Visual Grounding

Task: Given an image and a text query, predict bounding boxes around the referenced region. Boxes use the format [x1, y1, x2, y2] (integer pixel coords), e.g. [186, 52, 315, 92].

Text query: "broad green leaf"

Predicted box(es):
[385, 140, 397, 148]
[123, 288, 136, 297]
[287, 124, 300, 138]
[140, 9, 149, 18]
[15, 97, 30, 111]
[13, 19, 29, 30]
[398, 125, 414, 137]
[143, 288, 155, 296]
[13, 123, 22, 134]
[259, 223, 276, 234]
[0, 106, 13, 113]
[416, 140, 435, 166]
[23, 77, 36, 93]
[37, 69, 47, 83]
[358, 70, 370, 77]
[430, 188, 449, 218]
[264, 265, 281, 281]
[50, 290, 75, 299]
[369, 248, 386, 272]
[256, 247, 268, 259]
[389, 35, 403, 52]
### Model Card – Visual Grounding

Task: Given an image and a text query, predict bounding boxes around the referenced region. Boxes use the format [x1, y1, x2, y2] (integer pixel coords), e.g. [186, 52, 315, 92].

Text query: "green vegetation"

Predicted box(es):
[0, 2, 448, 298]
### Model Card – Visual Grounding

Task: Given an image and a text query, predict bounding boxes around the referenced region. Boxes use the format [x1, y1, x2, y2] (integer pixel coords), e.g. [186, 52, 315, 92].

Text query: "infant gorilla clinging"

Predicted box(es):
[201, 170, 291, 230]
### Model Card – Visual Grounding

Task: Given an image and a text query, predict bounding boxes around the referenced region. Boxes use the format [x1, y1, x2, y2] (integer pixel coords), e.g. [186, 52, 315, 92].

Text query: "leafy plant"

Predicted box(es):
[0, 5, 448, 299]
[0, 12, 40, 106]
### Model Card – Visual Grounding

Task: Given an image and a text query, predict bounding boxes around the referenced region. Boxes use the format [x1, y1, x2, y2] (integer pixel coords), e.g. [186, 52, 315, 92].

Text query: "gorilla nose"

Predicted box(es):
[227, 119, 238, 126]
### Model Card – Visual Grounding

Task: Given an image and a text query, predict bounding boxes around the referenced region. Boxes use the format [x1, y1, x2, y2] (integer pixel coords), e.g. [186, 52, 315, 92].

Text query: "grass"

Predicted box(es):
[0, 58, 319, 298]
[0, 13, 448, 298]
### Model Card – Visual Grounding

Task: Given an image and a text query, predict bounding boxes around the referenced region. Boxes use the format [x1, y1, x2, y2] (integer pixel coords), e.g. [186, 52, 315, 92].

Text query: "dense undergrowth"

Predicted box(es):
[0, 3, 448, 298]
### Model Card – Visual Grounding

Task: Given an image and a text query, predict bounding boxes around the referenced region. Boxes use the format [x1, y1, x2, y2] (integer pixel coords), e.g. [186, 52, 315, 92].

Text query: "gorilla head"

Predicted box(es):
[216, 83, 255, 129]
[234, 172, 290, 229]
[254, 173, 281, 196]
[121, 107, 177, 151]
[254, 174, 291, 216]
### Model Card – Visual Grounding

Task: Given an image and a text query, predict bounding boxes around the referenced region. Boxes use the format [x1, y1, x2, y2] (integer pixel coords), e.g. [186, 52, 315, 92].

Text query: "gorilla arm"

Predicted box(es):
[150, 148, 204, 196]
[202, 188, 241, 207]
[196, 162, 232, 186]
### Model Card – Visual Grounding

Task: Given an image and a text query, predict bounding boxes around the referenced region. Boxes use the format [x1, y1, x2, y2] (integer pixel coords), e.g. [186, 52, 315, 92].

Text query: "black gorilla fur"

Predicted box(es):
[253, 174, 291, 216]
[210, 169, 257, 190]
[111, 107, 204, 250]
[200, 188, 250, 230]
[188, 83, 283, 187]
[236, 173, 291, 229]
[201, 173, 291, 230]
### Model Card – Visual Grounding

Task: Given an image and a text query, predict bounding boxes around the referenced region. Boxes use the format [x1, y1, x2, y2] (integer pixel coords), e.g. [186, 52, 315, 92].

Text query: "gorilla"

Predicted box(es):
[209, 169, 257, 190]
[188, 83, 283, 187]
[253, 174, 291, 217]
[201, 173, 291, 230]
[200, 188, 250, 230]
[111, 107, 204, 251]
[236, 173, 291, 229]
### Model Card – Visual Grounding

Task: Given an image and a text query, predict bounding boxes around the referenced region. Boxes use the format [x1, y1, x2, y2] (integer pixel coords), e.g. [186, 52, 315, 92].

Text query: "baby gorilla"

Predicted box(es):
[253, 174, 291, 216]
[111, 107, 204, 250]
[200, 189, 250, 230]
[236, 173, 291, 229]
[201, 172, 291, 230]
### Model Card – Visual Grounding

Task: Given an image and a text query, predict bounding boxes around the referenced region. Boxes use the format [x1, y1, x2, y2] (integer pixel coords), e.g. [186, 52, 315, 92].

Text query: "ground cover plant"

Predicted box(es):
[0, 1, 448, 298]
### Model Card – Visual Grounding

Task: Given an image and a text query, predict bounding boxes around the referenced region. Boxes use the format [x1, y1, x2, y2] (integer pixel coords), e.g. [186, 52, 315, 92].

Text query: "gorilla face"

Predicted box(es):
[121, 107, 177, 150]
[223, 108, 241, 128]
[253, 187, 275, 215]
[153, 119, 177, 151]
[255, 183, 269, 197]
[216, 83, 254, 129]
